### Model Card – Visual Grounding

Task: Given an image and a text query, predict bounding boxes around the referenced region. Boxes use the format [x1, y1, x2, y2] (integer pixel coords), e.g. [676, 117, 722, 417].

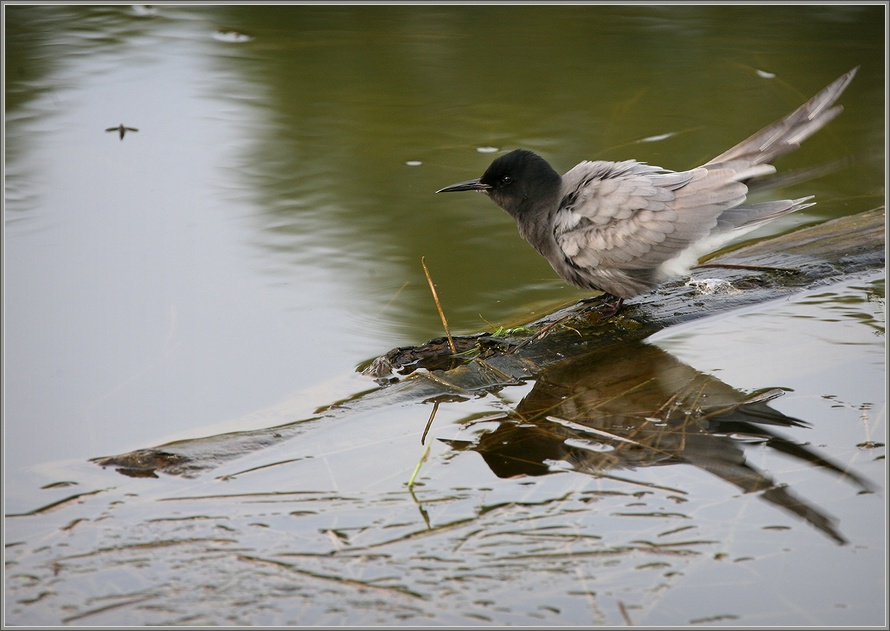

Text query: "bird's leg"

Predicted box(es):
[578, 293, 624, 317]
[598, 295, 624, 318]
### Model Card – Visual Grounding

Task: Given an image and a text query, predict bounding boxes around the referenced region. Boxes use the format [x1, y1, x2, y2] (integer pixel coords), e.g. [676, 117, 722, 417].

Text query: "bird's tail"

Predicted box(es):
[706, 67, 858, 169]
[714, 197, 814, 233]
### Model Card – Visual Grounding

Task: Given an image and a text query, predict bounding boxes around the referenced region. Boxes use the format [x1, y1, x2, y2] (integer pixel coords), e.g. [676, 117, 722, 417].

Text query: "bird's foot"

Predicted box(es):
[578, 293, 624, 318]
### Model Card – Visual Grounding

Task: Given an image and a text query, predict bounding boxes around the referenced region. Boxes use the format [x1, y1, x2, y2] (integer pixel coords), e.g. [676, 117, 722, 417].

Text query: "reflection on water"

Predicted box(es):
[445, 342, 871, 545]
[89, 334, 873, 545]
[11, 277, 883, 625]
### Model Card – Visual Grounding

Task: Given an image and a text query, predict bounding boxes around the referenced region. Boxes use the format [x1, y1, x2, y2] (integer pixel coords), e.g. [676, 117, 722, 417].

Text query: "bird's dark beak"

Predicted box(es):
[436, 179, 491, 194]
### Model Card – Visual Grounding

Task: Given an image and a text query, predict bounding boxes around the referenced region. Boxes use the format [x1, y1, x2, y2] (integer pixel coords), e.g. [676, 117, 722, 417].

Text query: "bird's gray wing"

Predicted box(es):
[549, 69, 855, 297]
[553, 159, 774, 272]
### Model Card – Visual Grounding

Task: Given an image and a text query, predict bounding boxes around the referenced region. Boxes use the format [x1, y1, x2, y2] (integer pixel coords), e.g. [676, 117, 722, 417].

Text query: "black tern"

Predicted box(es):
[106, 123, 139, 140]
[437, 67, 858, 313]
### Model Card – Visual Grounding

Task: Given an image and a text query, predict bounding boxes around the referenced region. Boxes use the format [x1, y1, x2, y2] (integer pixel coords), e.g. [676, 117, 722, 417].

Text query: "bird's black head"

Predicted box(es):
[437, 149, 562, 218]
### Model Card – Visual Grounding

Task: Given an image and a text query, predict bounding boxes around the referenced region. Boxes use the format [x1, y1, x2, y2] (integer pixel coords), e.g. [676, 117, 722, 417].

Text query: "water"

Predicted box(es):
[3, 4, 885, 626]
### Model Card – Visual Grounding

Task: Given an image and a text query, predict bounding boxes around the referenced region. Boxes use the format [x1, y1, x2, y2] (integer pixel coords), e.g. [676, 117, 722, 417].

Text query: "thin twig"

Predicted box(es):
[509, 314, 574, 353]
[617, 599, 634, 626]
[421, 400, 440, 445]
[421, 256, 456, 354]
[408, 442, 431, 489]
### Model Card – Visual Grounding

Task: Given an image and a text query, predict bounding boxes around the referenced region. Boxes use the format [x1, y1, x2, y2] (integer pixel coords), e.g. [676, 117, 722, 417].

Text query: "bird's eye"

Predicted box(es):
[501, 175, 513, 185]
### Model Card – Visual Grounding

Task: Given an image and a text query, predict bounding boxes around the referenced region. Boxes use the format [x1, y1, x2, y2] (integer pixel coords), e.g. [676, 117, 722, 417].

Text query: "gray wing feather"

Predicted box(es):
[554, 161, 754, 270]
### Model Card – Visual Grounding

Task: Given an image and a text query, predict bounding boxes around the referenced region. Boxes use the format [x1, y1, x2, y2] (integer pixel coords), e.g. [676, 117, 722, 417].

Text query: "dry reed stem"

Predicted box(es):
[408, 442, 431, 489]
[421, 400, 440, 445]
[421, 256, 456, 354]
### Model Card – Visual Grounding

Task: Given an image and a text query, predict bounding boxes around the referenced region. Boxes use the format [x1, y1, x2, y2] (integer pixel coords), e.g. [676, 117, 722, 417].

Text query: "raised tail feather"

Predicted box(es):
[708, 68, 857, 233]
[706, 67, 858, 168]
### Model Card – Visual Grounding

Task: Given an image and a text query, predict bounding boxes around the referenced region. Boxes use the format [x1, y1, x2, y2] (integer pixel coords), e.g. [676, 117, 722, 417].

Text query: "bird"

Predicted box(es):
[105, 123, 139, 140]
[437, 67, 858, 314]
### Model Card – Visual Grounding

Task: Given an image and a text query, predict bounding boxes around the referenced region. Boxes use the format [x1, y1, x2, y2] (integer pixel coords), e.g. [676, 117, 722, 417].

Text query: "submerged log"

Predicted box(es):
[93, 207, 884, 489]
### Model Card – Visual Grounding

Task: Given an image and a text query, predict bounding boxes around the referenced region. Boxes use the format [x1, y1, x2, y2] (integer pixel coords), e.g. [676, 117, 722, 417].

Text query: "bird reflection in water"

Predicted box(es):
[442, 342, 872, 545]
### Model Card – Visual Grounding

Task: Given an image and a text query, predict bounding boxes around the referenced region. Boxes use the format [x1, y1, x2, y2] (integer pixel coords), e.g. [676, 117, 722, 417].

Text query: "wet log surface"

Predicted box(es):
[364, 206, 885, 384]
[93, 207, 885, 498]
